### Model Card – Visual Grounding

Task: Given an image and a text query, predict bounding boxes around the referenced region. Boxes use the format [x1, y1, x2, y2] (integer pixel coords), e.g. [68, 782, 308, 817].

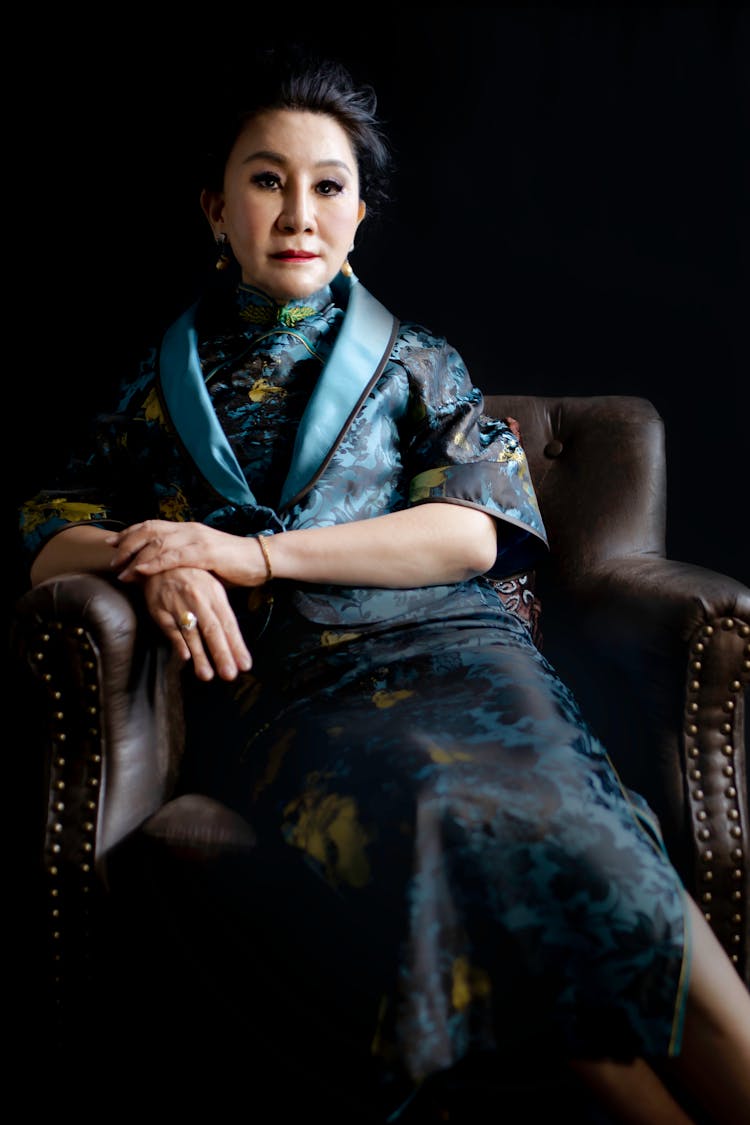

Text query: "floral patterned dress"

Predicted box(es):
[19, 271, 689, 1117]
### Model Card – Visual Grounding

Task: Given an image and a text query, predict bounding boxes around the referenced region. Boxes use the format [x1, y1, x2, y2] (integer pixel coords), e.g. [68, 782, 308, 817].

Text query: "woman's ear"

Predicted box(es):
[357, 199, 367, 227]
[200, 189, 225, 233]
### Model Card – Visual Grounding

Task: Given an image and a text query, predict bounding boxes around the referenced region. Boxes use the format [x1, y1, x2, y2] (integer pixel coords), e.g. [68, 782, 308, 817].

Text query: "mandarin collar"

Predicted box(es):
[235, 283, 335, 330]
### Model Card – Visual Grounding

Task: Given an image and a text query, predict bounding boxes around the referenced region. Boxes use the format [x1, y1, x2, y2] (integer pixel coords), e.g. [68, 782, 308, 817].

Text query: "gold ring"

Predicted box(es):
[178, 610, 199, 633]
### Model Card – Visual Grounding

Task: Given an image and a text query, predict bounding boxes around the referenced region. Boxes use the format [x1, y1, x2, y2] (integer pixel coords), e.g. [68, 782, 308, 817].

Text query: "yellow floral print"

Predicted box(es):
[410, 466, 448, 499]
[21, 499, 108, 534]
[248, 378, 287, 404]
[451, 955, 492, 1012]
[496, 446, 524, 465]
[320, 631, 362, 647]
[423, 740, 474, 765]
[372, 689, 414, 709]
[284, 788, 373, 888]
[143, 387, 167, 425]
[158, 488, 191, 522]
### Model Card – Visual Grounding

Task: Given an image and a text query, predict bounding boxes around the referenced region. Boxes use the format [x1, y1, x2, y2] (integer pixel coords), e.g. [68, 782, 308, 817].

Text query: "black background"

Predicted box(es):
[13, 5, 749, 593]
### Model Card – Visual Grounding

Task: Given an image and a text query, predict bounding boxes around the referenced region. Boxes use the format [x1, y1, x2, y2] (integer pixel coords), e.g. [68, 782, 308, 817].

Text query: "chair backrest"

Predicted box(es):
[483, 394, 668, 585]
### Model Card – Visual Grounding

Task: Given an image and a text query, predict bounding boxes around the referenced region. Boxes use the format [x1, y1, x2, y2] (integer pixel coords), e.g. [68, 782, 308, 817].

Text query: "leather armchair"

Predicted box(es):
[13, 394, 748, 1115]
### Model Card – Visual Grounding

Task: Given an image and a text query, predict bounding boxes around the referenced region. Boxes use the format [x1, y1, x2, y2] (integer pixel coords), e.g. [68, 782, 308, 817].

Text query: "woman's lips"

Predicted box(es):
[272, 251, 317, 260]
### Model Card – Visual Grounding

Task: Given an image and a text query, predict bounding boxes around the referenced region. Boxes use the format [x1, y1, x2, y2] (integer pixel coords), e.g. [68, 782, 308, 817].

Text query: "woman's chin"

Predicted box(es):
[241, 263, 339, 304]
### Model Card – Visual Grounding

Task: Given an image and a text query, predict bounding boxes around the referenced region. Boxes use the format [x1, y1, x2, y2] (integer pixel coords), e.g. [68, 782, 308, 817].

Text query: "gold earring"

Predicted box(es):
[340, 242, 356, 278]
[215, 233, 231, 271]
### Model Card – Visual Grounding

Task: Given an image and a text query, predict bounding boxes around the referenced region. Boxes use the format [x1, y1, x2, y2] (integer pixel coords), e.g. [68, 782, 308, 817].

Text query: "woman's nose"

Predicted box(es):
[277, 187, 315, 233]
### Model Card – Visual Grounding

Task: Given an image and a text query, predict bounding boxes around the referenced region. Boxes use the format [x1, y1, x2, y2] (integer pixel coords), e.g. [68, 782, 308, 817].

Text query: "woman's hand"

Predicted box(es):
[139, 566, 252, 682]
[106, 520, 268, 588]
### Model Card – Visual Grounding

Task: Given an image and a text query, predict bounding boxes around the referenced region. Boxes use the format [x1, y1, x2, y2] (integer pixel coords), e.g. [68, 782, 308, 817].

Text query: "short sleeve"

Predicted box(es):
[397, 327, 548, 577]
[17, 356, 160, 568]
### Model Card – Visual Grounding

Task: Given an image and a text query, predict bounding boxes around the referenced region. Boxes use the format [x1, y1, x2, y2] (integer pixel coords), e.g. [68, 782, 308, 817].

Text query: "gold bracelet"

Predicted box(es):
[256, 534, 273, 582]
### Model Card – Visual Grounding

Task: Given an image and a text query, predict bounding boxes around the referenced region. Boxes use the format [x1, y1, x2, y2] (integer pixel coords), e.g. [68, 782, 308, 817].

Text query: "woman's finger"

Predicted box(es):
[169, 610, 217, 681]
[195, 613, 252, 680]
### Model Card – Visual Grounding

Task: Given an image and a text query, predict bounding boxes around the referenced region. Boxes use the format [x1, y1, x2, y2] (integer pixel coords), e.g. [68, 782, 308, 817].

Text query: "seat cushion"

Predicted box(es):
[141, 793, 257, 859]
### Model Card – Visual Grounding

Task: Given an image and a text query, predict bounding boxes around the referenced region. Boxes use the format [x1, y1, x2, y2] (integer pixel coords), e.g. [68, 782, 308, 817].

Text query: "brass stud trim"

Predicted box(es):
[682, 617, 749, 980]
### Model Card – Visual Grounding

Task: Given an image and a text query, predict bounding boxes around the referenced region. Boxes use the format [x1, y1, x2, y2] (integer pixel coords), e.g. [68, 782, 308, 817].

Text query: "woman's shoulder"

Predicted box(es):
[391, 319, 452, 357]
[388, 319, 470, 385]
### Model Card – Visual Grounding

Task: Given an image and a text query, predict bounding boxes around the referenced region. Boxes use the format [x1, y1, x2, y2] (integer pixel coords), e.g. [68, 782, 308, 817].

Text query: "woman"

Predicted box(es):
[19, 46, 750, 1124]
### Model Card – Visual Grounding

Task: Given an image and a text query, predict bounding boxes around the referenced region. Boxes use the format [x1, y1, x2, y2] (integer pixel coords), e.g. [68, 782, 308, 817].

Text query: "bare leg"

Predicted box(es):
[661, 895, 750, 1125]
[569, 894, 750, 1125]
[569, 1055, 696, 1124]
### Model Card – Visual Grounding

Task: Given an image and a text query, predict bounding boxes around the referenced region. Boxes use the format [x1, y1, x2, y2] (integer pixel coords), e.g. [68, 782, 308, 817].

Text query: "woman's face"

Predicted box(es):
[202, 108, 366, 302]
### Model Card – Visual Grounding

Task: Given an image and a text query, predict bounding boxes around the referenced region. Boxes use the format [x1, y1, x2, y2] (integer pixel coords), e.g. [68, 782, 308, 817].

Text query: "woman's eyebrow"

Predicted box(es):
[241, 149, 353, 174]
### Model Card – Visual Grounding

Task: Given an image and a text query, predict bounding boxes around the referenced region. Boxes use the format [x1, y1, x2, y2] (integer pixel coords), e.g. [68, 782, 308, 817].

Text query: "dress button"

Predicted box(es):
[544, 439, 564, 458]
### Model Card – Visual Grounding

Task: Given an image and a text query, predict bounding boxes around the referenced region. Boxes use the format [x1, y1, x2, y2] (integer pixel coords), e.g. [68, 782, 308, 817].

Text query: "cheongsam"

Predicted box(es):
[18, 271, 690, 1118]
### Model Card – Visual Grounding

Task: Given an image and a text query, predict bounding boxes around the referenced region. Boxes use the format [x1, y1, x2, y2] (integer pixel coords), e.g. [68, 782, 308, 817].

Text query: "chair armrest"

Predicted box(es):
[12, 572, 185, 1038]
[11, 572, 184, 880]
[539, 556, 749, 983]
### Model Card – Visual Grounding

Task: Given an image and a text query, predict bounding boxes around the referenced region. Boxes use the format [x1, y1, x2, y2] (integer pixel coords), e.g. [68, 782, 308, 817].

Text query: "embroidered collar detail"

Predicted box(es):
[236, 283, 334, 329]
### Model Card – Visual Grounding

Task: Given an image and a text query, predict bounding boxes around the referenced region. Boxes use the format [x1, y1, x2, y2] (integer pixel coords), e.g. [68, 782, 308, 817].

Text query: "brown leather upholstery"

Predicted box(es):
[491, 394, 668, 579]
[13, 394, 749, 1110]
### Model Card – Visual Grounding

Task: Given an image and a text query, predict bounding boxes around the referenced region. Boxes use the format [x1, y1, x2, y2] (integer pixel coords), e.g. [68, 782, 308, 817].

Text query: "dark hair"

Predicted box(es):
[197, 45, 393, 222]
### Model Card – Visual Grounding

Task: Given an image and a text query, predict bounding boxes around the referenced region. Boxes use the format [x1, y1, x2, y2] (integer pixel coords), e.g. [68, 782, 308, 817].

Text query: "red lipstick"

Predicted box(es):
[273, 250, 317, 260]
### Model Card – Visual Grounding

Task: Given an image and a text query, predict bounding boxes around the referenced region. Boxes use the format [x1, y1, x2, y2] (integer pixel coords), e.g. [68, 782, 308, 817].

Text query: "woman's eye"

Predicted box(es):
[251, 172, 281, 190]
[317, 179, 344, 196]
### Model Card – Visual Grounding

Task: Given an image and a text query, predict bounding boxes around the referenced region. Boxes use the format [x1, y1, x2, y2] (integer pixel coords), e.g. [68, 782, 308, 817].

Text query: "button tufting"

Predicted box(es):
[544, 439, 564, 458]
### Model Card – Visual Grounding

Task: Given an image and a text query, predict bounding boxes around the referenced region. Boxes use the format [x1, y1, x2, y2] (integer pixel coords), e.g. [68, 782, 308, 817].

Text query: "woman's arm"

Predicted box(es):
[108, 503, 498, 590]
[269, 504, 498, 587]
[30, 525, 118, 587]
[30, 507, 496, 684]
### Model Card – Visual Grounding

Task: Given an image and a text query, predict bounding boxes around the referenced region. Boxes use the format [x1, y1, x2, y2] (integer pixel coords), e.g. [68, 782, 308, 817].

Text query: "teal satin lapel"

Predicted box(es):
[279, 272, 398, 509]
[158, 272, 398, 512]
[159, 301, 256, 506]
